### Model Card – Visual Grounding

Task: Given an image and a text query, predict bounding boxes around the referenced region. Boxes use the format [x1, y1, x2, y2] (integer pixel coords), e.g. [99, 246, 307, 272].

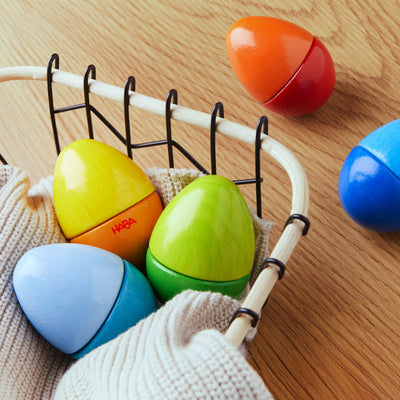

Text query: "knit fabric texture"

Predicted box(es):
[0, 165, 274, 399]
[55, 291, 273, 400]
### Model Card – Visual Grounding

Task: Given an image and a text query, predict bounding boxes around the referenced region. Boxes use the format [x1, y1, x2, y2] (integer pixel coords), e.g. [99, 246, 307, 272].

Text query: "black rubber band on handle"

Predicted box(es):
[262, 257, 286, 280]
[284, 213, 310, 236]
[229, 307, 260, 328]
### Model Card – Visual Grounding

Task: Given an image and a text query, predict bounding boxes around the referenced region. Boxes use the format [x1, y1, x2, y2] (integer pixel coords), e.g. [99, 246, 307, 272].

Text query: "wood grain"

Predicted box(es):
[1, 1, 400, 399]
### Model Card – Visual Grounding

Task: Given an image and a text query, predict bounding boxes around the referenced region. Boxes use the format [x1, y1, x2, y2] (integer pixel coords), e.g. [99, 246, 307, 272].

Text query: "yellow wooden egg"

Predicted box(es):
[53, 139, 163, 269]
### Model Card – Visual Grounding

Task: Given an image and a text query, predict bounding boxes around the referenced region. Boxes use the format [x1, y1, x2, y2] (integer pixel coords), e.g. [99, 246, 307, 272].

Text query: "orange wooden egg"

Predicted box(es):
[226, 16, 335, 116]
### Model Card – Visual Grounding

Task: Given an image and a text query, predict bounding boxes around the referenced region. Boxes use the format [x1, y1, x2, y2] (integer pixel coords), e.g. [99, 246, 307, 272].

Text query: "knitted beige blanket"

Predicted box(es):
[0, 165, 274, 399]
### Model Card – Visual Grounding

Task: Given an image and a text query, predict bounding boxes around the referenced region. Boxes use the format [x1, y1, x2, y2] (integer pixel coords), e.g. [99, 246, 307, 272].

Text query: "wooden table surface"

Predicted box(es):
[1, 1, 400, 399]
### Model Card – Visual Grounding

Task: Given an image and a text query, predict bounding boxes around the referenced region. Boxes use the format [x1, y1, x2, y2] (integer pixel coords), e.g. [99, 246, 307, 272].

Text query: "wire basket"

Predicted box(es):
[0, 54, 310, 348]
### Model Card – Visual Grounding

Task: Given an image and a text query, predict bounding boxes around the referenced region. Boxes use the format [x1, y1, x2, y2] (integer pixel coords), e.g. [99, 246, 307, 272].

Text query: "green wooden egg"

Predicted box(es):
[146, 175, 255, 301]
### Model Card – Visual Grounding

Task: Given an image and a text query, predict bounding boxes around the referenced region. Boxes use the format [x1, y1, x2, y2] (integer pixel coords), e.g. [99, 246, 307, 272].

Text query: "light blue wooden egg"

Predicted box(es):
[338, 119, 400, 232]
[13, 243, 157, 358]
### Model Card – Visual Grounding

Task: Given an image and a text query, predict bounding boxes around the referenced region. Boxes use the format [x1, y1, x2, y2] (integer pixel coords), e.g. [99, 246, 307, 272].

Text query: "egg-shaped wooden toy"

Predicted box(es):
[146, 175, 255, 302]
[13, 243, 157, 358]
[53, 139, 163, 271]
[338, 119, 400, 232]
[226, 16, 335, 116]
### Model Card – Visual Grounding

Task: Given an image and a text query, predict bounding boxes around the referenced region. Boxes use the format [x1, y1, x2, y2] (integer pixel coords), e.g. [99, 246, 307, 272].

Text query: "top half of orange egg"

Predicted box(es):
[226, 16, 315, 105]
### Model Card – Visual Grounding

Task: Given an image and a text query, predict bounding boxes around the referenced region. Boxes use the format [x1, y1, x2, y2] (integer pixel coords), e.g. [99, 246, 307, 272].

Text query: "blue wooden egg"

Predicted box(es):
[13, 243, 157, 358]
[338, 119, 400, 232]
